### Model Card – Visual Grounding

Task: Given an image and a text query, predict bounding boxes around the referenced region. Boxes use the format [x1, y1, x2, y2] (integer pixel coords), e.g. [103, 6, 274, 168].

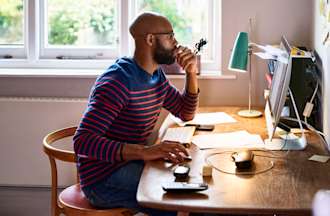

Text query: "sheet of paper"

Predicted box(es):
[170, 112, 237, 126]
[308, 155, 330, 163]
[254, 44, 288, 63]
[261, 45, 287, 56]
[276, 55, 289, 64]
[192, 130, 265, 149]
[254, 52, 277, 60]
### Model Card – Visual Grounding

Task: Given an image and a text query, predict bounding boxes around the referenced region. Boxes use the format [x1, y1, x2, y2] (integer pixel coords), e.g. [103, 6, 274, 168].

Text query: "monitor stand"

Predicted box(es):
[264, 89, 307, 150]
[264, 136, 307, 150]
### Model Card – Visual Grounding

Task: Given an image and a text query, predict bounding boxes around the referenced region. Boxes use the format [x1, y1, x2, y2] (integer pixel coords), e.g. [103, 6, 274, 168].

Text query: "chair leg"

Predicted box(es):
[177, 212, 189, 216]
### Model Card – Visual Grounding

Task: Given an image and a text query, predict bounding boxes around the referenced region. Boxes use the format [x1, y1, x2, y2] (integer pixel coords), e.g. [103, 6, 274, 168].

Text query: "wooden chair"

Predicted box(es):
[43, 126, 136, 216]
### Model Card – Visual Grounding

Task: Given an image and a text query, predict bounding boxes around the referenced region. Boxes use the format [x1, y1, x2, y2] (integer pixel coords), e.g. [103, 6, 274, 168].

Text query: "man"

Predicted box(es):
[73, 12, 199, 215]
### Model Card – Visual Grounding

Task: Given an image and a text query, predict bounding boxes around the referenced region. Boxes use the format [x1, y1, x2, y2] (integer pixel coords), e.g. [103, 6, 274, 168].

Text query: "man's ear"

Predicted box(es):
[146, 34, 154, 46]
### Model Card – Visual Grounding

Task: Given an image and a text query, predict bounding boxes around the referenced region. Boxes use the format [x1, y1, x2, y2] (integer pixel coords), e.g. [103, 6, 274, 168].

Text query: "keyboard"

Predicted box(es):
[162, 126, 196, 144]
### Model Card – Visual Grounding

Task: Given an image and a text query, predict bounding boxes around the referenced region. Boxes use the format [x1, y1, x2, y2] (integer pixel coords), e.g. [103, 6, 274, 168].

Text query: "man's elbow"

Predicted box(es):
[181, 114, 195, 122]
[72, 130, 87, 154]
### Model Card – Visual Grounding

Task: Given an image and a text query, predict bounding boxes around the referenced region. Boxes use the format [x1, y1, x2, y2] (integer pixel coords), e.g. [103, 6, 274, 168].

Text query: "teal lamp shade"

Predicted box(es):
[228, 32, 249, 73]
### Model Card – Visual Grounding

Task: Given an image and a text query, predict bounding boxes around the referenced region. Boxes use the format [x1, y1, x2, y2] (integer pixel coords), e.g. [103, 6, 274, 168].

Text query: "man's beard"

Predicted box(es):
[153, 38, 176, 65]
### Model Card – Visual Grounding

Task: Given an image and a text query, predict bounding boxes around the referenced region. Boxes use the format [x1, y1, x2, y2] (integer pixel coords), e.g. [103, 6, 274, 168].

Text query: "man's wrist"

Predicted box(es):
[122, 143, 146, 161]
[186, 68, 198, 76]
[136, 145, 146, 160]
[185, 72, 198, 94]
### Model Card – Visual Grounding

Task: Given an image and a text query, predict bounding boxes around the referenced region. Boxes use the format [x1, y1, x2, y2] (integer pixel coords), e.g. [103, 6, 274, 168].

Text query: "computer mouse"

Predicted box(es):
[231, 150, 254, 169]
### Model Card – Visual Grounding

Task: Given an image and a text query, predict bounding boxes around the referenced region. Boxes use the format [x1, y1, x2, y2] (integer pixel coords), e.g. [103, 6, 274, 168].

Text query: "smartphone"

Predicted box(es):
[185, 124, 214, 131]
[162, 182, 208, 192]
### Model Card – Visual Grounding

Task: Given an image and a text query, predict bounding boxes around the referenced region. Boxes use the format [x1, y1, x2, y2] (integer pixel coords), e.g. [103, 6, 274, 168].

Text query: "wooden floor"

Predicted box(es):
[0, 186, 257, 216]
[0, 186, 51, 216]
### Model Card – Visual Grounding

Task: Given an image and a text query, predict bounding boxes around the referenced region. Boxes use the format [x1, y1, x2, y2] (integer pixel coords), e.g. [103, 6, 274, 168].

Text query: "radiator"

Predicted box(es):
[0, 97, 88, 187]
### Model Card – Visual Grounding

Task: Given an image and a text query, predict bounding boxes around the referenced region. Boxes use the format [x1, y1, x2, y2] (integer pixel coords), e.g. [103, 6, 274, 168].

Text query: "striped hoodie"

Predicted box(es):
[73, 57, 199, 189]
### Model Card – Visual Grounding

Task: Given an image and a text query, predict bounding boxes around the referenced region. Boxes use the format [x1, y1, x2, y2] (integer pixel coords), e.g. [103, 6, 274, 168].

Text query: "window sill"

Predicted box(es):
[0, 68, 101, 78]
[0, 68, 237, 80]
[167, 71, 236, 80]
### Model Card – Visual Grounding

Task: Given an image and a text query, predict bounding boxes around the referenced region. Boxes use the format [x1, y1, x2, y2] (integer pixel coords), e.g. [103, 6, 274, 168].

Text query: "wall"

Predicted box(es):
[0, 98, 86, 186]
[314, 0, 330, 150]
[0, 0, 313, 107]
[221, 0, 313, 106]
[0, 0, 315, 186]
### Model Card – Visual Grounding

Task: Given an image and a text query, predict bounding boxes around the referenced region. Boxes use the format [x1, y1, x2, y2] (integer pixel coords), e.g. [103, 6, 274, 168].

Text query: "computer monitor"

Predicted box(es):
[264, 36, 307, 150]
[267, 36, 291, 134]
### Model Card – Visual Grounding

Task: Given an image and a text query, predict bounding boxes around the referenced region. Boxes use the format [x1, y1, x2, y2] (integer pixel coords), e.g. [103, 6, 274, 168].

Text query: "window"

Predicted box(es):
[0, 0, 220, 72]
[0, 0, 25, 58]
[40, 0, 119, 59]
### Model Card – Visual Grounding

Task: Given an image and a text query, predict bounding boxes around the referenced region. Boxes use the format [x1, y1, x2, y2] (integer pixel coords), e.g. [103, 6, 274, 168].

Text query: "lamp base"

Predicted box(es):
[237, 109, 263, 118]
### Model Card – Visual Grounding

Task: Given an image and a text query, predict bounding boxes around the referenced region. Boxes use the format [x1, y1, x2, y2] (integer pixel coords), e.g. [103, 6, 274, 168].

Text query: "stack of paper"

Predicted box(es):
[170, 112, 237, 126]
[192, 130, 264, 149]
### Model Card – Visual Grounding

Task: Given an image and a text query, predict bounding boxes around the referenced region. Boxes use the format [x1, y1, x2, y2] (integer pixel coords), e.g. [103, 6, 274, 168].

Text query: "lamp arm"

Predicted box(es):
[248, 42, 264, 50]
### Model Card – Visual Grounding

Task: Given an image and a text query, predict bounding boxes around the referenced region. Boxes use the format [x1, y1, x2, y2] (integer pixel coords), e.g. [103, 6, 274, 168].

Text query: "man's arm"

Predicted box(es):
[74, 77, 189, 164]
[73, 78, 129, 164]
[162, 46, 199, 121]
[133, 48, 199, 163]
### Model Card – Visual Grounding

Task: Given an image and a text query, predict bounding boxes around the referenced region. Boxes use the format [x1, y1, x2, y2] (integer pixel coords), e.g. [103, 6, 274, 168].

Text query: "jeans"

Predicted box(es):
[82, 160, 177, 216]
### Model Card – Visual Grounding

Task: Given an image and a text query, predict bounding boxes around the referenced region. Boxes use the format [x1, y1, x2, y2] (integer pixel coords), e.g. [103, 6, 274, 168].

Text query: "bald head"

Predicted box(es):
[129, 12, 172, 39]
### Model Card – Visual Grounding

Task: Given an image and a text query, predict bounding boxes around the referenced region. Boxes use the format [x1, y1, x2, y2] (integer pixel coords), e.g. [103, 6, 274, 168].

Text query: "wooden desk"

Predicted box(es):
[137, 107, 330, 215]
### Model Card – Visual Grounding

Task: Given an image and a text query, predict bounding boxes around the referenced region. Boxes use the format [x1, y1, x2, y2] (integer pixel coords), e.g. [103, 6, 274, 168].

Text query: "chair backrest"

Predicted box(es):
[43, 126, 137, 216]
[43, 126, 77, 162]
[43, 126, 77, 216]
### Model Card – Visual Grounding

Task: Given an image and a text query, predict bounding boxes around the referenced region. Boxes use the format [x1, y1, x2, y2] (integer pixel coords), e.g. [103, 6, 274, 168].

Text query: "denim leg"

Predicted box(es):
[82, 160, 176, 216]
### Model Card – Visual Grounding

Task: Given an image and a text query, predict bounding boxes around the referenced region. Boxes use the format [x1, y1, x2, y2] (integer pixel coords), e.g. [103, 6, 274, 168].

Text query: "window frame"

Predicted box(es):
[0, 0, 221, 73]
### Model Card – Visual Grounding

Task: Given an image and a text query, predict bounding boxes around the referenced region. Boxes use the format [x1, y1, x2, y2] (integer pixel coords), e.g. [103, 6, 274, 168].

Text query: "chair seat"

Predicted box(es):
[59, 184, 134, 215]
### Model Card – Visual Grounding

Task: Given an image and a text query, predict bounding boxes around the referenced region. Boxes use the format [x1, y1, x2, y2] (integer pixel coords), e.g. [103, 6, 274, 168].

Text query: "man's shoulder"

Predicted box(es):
[97, 57, 133, 81]
[106, 57, 139, 78]
[114, 57, 135, 69]
[90, 61, 128, 96]
[115, 57, 138, 73]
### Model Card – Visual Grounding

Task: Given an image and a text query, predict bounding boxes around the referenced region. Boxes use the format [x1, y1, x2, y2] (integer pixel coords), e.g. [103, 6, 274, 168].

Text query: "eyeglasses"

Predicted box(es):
[151, 32, 175, 40]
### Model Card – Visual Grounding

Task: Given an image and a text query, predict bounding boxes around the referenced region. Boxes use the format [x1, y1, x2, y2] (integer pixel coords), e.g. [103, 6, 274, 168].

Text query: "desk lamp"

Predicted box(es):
[228, 31, 263, 118]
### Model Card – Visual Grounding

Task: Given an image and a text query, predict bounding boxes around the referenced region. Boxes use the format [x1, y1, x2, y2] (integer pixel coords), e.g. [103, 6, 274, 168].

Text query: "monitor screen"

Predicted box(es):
[269, 37, 291, 119]
[266, 36, 292, 140]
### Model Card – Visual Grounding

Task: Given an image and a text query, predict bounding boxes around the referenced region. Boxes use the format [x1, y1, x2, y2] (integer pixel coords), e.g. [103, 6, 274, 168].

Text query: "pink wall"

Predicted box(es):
[171, 0, 313, 107]
[220, 0, 313, 106]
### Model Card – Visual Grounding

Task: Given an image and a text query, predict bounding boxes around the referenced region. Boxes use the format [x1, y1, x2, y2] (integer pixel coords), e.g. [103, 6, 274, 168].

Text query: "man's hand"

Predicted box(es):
[175, 46, 198, 75]
[142, 141, 189, 164]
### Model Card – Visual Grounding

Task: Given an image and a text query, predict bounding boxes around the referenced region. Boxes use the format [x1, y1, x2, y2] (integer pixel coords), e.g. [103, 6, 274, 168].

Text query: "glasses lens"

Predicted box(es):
[151, 32, 175, 40]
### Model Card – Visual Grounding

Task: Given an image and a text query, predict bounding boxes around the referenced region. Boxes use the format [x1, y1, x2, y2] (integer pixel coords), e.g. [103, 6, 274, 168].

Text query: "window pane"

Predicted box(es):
[136, 0, 210, 56]
[47, 0, 118, 48]
[0, 0, 24, 45]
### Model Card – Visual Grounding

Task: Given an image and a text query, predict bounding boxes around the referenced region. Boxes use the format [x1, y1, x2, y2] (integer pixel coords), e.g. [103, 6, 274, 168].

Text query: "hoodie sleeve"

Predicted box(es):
[73, 76, 129, 164]
[162, 79, 199, 121]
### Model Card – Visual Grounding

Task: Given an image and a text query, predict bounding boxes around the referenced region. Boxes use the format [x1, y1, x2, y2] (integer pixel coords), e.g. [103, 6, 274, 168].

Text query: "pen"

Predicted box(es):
[194, 38, 207, 54]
